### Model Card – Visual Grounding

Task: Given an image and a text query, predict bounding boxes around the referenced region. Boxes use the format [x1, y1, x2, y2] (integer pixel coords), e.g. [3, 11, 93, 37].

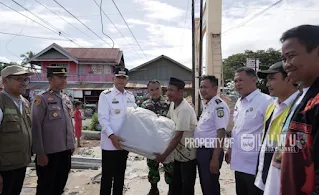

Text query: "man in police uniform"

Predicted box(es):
[0, 65, 33, 195]
[194, 75, 230, 195]
[32, 66, 75, 195]
[98, 67, 136, 195]
[141, 80, 172, 195]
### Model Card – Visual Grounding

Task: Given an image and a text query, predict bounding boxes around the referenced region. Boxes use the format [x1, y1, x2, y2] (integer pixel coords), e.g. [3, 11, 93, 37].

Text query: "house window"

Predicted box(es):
[50, 63, 67, 67]
[90, 65, 111, 74]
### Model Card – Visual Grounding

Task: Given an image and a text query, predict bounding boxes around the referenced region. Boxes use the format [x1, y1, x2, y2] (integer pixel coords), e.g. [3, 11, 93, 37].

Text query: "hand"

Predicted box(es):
[210, 158, 220, 174]
[0, 174, 3, 194]
[110, 135, 124, 150]
[37, 154, 49, 166]
[154, 153, 167, 163]
[225, 148, 231, 164]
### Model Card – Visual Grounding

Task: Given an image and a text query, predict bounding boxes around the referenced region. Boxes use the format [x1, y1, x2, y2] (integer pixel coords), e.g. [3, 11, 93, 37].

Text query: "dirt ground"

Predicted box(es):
[21, 143, 236, 195]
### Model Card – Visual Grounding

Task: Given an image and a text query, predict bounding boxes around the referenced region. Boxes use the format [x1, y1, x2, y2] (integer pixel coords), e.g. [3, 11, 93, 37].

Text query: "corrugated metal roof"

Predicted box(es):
[27, 82, 113, 90]
[64, 48, 122, 62]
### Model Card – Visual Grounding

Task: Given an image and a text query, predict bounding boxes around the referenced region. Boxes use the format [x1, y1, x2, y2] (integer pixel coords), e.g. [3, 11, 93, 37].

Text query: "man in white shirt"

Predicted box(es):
[98, 67, 136, 195]
[225, 67, 273, 195]
[254, 62, 299, 194]
[194, 75, 230, 195]
[154, 77, 197, 195]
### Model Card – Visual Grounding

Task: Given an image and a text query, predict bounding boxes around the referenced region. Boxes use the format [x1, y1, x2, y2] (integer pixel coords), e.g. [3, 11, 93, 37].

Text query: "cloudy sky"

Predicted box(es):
[0, 0, 318, 69]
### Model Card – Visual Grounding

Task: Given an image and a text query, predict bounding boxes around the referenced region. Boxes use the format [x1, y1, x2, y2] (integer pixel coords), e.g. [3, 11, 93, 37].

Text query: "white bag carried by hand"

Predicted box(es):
[118, 107, 175, 163]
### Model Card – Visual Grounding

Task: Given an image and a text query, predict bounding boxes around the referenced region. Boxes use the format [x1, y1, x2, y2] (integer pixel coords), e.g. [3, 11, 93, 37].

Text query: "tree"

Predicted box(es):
[20, 51, 35, 65]
[223, 48, 282, 93]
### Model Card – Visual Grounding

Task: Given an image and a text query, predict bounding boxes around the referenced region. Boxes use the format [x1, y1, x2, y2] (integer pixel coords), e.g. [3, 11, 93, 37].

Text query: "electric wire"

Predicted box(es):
[94, 0, 143, 60]
[222, 0, 283, 35]
[53, 0, 114, 48]
[111, 0, 148, 60]
[11, 0, 84, 47]
[34, 0, 100, 46]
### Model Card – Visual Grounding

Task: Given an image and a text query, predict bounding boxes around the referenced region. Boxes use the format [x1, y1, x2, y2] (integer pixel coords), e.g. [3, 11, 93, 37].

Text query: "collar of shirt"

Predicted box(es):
[2, 89, 22, 105]
[241, 89, 260, 103]
[173, 98, 186, 112]
[274, 90, 299, 108]
[204, 95, 219, 109]
[113, 85, 127, 95]
[2, 89, 23, 112]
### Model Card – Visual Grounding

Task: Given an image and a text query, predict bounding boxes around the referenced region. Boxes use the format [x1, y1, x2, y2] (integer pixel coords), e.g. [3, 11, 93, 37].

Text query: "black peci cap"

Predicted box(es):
[169, 77, 185, 89]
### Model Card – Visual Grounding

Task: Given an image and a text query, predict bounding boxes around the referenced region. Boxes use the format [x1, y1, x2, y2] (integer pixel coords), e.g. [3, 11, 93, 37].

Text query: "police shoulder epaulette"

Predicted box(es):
[127, 90, 133, 95]
[103, 89, 111, 94]
[215, 98, 222, 104]
[38, 91, 47, 96]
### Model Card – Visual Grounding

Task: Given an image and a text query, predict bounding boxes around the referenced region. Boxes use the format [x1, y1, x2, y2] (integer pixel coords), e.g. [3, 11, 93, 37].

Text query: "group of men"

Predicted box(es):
[225, 24, 319, 195]
[0, 23, 319, 195]
[98, 66, 229, 195]
[0, 65, 75, 195]
[97, 24, 319, 195]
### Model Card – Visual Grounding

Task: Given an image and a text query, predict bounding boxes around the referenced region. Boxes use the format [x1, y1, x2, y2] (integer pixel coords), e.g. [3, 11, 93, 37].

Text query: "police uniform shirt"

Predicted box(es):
[98, 86, 136, 151]
[194, 96, 230, 148]
[31, 89, 75, 155]
[230, 89, 273, 175]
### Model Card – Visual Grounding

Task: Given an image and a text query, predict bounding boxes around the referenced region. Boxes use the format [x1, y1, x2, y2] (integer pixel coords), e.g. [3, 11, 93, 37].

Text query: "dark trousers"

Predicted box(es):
[100, 150, 129, 195]
[0, 167, 26, 195]
[235, 171, 263, 195]
[171, 159, 197, 195]
[197, 148, 224, 195]
[35, 150, 72, 195]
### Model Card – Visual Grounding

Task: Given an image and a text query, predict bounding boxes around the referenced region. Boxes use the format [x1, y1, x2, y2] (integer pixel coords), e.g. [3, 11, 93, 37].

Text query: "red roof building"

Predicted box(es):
[27, 43, 126, 103]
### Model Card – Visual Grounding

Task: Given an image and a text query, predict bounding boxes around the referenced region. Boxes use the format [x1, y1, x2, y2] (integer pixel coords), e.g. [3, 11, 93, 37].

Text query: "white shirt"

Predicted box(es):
[194, 96, 230, 147]
[230, 89, 273, 175]
[98, 86, 136, 150]
[168, 99, 197, 162]
[0, 90, 24, 125]
[254, 91, 299, 190]
[264, 88, 308, 195]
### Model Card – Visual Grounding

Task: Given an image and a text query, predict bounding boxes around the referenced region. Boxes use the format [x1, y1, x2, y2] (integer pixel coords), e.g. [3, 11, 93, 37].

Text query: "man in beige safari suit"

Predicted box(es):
[0, 65, 34, 195]
[32, 66, 75, 195]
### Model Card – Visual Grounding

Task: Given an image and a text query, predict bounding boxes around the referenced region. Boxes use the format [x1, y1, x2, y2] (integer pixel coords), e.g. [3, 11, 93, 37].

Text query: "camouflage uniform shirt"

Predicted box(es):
[141, 96, 169, 117]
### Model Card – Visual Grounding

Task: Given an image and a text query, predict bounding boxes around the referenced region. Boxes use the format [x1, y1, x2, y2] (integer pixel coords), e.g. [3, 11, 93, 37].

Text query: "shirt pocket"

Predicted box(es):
[111, 104, 123, 115]
[2, 114, 21, 133]
[48, 105, 63, 120]
[244, 110, 257, 119]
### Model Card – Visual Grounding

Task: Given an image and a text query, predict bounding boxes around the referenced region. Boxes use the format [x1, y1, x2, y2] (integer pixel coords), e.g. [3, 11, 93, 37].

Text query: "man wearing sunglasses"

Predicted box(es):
[0, 65, 34, 195]
[141, 80, 172, 195]
[31, 66, 75, 195]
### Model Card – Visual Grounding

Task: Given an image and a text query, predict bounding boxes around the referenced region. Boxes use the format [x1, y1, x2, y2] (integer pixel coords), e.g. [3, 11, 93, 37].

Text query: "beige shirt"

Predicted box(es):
[168, 99, 197, 162]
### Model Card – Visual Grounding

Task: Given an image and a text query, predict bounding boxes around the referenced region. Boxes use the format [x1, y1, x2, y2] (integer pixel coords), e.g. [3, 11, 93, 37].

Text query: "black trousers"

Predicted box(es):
[235, 171, 263, 195]
[35, 150, 72, 195]
[100, 150, 129, 195]
[197, 148, 224, 195]
[171, 159, 197, 195]
[0, 167, 26, 195]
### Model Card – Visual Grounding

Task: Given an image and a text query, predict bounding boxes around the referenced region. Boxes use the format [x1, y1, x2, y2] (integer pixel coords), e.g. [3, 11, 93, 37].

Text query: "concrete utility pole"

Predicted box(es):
[193, 0, 222, 115]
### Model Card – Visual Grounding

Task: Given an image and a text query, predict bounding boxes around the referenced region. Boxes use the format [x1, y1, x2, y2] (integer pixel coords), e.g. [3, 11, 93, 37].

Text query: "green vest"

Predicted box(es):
[0, 92, 32, 171]
[262, 102, 291, 142]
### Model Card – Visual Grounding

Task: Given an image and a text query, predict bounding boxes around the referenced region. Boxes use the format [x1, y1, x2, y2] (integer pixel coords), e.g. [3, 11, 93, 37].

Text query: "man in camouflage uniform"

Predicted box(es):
[141, 80, 173, 195]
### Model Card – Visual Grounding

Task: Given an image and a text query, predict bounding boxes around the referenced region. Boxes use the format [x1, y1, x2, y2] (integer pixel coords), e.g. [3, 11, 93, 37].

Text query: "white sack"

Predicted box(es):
[118, 107, 176, 163]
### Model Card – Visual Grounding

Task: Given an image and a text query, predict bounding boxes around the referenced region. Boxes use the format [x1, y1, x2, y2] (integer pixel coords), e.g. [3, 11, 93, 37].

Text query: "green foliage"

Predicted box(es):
[223, 48, 282, 94]
[89, 112, 99, 130]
